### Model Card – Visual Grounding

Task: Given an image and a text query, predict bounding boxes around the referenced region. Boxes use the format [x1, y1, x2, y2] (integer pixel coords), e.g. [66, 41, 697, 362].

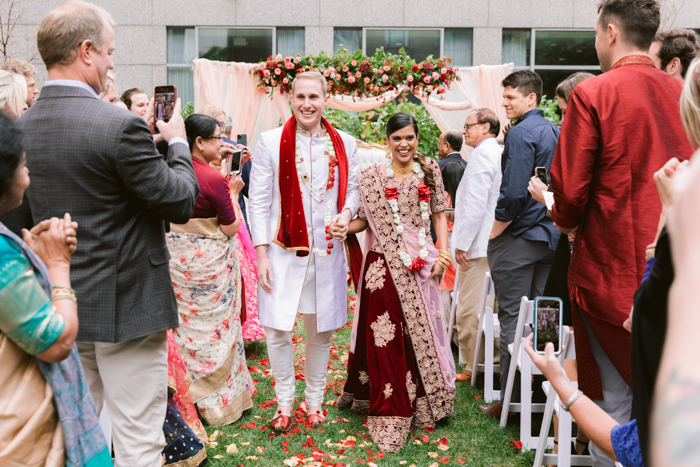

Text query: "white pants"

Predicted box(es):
[265, 312, 333, 406]
[77, 331, 168, 467]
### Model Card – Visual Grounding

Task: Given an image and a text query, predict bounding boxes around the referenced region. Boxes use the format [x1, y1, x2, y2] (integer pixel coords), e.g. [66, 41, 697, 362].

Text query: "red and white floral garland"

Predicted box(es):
[295, 135, 338, 257]
[385, 162, 430, 272]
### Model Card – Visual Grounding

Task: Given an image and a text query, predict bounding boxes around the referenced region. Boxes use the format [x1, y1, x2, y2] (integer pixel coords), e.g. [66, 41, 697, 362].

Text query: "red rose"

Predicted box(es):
[408, 257, 426, 272]
[327, 241, 333, 248]
[418, 183, 431, 203]
[411, 65, 419, 72]
[326, 249, 331, 255]
[385, 187, 399, 200]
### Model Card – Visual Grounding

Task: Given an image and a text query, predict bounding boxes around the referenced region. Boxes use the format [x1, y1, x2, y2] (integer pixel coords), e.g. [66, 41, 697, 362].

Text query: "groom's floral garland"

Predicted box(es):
[253, 49, 458, 99]
[385, 163, 431, 272]
[295, 136, 338, 257]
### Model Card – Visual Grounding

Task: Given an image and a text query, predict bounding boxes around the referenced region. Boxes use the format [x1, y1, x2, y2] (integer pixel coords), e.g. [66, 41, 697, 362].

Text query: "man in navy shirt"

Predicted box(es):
[479, 70, 560, 420]
[437, 129, 467, 171]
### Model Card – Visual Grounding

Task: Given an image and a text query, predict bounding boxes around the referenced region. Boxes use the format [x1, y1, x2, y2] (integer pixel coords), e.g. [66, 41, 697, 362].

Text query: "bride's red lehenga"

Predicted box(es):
[338, 160, 456, 453]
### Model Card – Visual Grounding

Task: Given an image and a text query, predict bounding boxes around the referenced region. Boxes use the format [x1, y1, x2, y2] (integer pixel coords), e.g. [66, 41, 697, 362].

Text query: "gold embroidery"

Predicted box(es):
[359, 371, 369, 385]
[162, 447, 208, 466]
[188, 348, 238, 403]
[370, 311, 396, 347]
[414, 396, 435, 428]
[406, 371, 417, 403]
[364, 258, 386, 293]
[383, 382, 393, 399]
[367, 415, 412, 453]
[196, 389, 253, 426]
[351, 399, 370, 415]
[336, 391, 354, 409]
[358, 166, 455, 422]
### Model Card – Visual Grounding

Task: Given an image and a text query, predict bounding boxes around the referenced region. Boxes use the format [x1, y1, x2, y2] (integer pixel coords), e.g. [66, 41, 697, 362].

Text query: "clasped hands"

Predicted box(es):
[329, 209, 352, 242]
[22, 213, 78, 267]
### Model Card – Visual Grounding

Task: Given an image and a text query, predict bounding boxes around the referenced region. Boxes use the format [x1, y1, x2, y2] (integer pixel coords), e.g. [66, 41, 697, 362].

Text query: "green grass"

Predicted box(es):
[204, 291, 537, 467]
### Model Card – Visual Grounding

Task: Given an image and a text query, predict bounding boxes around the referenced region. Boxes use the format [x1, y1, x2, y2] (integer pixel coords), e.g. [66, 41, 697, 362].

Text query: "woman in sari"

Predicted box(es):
[199, 105, 265, 342]
[166, 114, 254, 427]
[0, 112, 112, 466]
[338, 113, 457, 452]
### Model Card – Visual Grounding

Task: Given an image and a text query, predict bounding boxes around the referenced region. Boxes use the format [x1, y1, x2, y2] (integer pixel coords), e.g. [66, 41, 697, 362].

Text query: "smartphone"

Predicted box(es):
[236, 134, 247, 147]
[535, 166, 548, 185]
[444, 208, 455, 212]
[533, 296, 563, 355]
[228, 149, 243, 176]
[153, 85, 177, 134]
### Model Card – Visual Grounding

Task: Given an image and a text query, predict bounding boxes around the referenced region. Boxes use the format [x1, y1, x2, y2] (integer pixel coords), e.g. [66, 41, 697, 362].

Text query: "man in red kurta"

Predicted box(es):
[550, 1, 693, 465]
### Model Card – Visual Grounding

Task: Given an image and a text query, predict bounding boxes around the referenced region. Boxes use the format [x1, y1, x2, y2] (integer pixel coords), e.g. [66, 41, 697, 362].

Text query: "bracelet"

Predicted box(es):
[53, 285, 76, 294]
[561, 389, 584, 412]
[52, 296, 77, 305]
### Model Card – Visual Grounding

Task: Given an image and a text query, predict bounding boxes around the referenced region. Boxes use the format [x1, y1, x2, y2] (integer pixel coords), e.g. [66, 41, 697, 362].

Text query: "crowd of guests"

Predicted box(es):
[2, 0, 700, 466]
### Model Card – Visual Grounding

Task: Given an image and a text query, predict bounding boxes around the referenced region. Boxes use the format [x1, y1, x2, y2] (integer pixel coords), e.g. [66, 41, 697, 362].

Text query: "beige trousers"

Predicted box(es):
[77, 331, 168, 467]
[455, 257, 499, 376]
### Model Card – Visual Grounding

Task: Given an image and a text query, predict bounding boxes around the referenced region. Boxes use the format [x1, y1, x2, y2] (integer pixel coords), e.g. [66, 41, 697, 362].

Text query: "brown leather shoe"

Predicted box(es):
[478, 402, 517, 424]
[271, 411, 293, 433]
[455, 373, 471, 382]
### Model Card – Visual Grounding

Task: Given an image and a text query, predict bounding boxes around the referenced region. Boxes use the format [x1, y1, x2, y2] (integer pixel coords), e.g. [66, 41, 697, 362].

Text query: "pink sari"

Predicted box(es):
[237, 222, 265, 341]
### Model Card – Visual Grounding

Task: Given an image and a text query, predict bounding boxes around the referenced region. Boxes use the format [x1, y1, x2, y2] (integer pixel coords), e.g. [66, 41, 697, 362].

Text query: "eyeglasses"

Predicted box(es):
[463, 122, 483, 130]
[206, 136, 225, 140]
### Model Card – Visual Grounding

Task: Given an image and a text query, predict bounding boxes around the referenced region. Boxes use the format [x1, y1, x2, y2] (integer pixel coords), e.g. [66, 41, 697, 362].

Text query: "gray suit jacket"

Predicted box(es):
[18, 85, 199, 343]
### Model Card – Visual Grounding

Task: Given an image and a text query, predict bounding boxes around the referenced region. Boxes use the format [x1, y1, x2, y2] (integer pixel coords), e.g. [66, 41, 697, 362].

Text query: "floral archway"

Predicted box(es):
[193, 49, 514, 158]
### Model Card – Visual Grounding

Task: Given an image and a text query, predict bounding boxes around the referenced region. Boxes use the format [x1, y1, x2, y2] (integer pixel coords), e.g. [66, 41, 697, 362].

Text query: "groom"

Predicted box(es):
[248, 71, 361, 432]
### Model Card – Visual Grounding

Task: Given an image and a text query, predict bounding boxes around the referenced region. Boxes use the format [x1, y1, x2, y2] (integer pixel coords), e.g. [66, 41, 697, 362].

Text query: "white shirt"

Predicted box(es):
[452, 137, 503, 259]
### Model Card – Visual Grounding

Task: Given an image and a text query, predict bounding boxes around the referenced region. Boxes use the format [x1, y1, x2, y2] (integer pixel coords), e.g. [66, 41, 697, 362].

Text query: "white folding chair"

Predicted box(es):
[446, 267, 464, 365]
[470, 271, 500, 402]
[533, 328, 593, 467]
[499, 296, 548, 451]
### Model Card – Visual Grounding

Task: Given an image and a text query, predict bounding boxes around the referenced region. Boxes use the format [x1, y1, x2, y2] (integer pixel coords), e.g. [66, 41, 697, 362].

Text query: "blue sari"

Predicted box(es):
[0, 223, 112, 467]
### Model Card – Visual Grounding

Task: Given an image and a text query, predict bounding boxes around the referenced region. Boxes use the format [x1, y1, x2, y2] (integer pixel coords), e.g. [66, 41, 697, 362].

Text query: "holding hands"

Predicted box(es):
[330, 209, 352, 242]
[22, 213, 78, 267]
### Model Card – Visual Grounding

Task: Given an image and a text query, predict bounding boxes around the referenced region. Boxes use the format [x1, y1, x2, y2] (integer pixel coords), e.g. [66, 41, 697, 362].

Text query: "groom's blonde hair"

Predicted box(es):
[291, 71, 328, 97]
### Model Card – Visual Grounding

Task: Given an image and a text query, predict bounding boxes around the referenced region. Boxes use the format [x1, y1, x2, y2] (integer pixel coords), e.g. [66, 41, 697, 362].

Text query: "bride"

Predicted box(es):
[337, 112, 456, 452]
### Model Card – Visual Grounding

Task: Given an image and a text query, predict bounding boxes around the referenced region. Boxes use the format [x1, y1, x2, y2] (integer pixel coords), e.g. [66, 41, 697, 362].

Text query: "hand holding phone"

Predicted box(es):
[535, 166, 548, 186]
[228, 149, 243, 176]
[533, 297, 563, 355]
[153, 85, 177, 134]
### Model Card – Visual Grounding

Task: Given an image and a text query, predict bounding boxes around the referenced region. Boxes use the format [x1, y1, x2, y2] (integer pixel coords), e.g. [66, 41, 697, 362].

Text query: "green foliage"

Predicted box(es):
[539, 95, 560, 124]
[181, 101, 194, 120]
[323, 93, 442, 160]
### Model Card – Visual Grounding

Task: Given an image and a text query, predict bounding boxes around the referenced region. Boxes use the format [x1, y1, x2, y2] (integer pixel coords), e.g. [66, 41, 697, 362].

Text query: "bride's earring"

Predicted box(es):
[385, 148, 392, 160]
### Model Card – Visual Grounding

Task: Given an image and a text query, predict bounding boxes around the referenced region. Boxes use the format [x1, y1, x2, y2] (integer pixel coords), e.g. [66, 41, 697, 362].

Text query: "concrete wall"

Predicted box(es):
[3, 0, 699, 93]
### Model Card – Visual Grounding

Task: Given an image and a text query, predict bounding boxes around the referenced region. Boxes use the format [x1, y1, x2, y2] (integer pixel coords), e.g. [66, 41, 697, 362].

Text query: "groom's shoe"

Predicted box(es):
[272, 410, 293, 433]
[307, 406, 326, 427]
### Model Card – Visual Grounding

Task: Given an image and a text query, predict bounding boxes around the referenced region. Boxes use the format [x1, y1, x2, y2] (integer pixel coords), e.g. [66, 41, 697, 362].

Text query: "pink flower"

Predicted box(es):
[294, 57, 300, 63]
[382, 74, 389, 82]
[407, 75, 414, 82]
[308, 58, 315, 65]
[432, 72, 439, 80]
[355, 71, 362, 78]
[351, 60, 357, 66]
[286, 62, 294, 69]
[323, 69, 330, 77]
[263, 69, 270, 77]
[282, 78, 289, 84]
[441, 67, 447, 74]
[373, 68, 379, 73]
[383, 65, 391, 72]
[364, 77, 371, 84]
[327, 85, 332, 91]
[437, 85, 446, 94]
[423, 76, 431, 83]
[347, 76, 355, 83]
[342, 66, 349, 72]
[274, 68, 281, 75]
[275, 54, 283, 61]
[330, 72, 336, 79]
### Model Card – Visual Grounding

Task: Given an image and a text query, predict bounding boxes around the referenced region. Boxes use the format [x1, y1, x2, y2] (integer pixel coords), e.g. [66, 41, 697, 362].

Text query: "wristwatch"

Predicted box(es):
[561, 389, 584, 412]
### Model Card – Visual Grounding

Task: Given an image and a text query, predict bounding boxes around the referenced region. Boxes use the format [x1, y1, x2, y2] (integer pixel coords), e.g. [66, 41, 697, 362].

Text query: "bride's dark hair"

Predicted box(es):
[385, 112, 435, 189]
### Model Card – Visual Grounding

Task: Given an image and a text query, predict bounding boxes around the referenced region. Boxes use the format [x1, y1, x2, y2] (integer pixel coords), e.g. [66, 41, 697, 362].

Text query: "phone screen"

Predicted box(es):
[154, 86, 176, 134]
[535, 298, 561, 353]
[229, 149, 242, 175]
[536, 167, 548, 185]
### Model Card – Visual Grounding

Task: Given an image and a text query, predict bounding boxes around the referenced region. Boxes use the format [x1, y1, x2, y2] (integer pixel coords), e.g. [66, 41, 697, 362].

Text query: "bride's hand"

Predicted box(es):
[430, 261, 445, 279]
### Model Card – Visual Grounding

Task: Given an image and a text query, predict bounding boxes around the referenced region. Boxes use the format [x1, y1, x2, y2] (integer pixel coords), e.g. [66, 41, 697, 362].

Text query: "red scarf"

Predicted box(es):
[275, 117, 349, 257]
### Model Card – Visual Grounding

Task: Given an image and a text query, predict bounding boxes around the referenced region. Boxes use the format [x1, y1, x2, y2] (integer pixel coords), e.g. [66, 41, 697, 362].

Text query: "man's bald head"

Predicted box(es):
[438, 129, 463, 158]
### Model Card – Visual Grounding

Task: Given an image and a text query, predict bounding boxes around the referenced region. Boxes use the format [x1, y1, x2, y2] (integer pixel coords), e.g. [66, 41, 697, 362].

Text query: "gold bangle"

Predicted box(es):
[52, 296, 77, 305]
[52, 287, 76, 302]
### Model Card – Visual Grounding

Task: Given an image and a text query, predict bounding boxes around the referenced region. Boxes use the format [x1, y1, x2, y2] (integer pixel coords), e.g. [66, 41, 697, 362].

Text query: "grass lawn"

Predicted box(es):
[204, 289, 537, 467]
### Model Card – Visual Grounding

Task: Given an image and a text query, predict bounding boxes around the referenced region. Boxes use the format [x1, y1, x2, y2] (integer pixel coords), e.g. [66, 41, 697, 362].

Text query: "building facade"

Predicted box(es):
[4, 0, 699, 103]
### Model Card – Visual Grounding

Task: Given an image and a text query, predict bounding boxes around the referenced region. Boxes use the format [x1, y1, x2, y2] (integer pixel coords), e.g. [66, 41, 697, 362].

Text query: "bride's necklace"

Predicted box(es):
[391, 162, 413, 180]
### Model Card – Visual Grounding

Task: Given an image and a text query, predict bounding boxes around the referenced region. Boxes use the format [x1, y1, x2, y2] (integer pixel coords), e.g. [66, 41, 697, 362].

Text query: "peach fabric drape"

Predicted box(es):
[193, 59, 292, 150]
[326, 87, 404, 111]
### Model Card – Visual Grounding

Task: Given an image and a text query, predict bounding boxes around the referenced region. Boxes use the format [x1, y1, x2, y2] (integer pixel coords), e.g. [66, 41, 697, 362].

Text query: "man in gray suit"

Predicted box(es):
[19, 2, 199, 465]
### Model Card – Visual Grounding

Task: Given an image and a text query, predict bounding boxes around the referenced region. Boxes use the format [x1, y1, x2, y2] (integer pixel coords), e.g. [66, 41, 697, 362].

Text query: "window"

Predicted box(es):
[333, 28, 472, 66]
[502, 29, 600, 98]
[334, 28, 362, 54]
[167, 27, 307, 104]
[167, 28, 195, 106]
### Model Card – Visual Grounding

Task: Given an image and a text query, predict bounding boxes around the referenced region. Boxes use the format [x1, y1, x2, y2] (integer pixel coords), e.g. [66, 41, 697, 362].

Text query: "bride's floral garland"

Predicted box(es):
[385, 162, 431, 272]
[295, 136, 338, 257]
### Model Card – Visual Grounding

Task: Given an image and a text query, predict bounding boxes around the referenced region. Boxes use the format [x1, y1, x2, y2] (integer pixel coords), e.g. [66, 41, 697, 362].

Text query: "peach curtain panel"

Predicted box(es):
[326, 86, 404, 111]
[193, 59, 292, 150]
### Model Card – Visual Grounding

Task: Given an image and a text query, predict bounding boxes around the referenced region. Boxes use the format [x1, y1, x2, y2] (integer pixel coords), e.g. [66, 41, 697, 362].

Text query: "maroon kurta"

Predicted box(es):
[550, 56, 693, 399]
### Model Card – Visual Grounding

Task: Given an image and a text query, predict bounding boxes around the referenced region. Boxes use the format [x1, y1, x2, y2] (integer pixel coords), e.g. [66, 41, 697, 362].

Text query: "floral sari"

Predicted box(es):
[338, 163, 456, 453]
[166, 218, 254, 426]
